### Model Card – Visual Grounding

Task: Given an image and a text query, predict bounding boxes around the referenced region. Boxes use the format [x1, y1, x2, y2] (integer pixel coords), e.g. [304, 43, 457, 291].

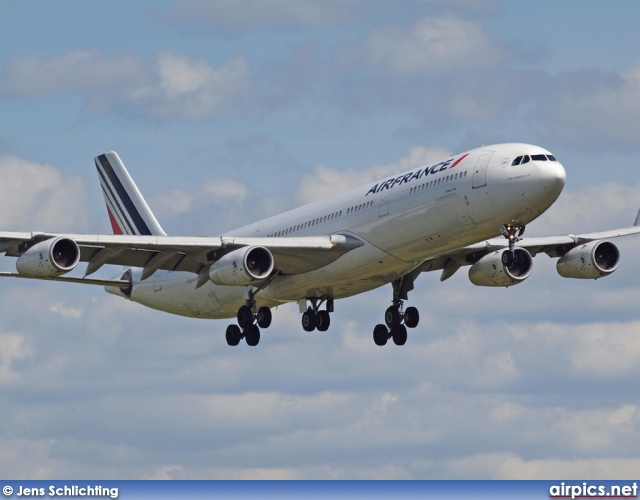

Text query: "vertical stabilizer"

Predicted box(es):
[94, 152, 166, 236]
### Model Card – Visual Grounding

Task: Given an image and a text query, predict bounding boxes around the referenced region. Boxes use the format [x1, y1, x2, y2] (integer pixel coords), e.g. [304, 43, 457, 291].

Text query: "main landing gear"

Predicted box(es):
[300, 298, 333, 332]
[373, 278, 420, 346]
[226, 288, 272, 347]
[500, 224, 525, 266]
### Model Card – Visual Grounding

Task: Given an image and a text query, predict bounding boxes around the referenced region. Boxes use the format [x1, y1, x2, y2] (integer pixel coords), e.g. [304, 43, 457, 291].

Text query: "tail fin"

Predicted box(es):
[94, 152, 166, 236]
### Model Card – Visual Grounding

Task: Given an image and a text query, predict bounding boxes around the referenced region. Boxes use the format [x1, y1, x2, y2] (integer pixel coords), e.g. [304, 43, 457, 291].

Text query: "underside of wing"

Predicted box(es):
[415, 223, 640, 286]
[0, 231, 364, 285]
[0, 272, 129, 287]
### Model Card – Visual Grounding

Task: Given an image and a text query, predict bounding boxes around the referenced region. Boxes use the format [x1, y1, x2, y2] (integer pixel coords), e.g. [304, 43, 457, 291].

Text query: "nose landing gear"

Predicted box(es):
[500, 224, 525, 266]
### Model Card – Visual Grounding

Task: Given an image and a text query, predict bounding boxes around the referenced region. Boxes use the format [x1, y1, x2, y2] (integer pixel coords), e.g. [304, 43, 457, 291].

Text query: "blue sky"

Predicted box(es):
[1, 0, 640, 479]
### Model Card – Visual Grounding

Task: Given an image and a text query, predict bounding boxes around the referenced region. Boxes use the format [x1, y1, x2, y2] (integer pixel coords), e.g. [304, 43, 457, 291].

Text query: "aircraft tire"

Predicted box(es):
[392, 324, 407, 346]
[245, 324, 260, 346]
[302, 308, 317, 332]
[257, 307, 272, 329]
[226, 324, 242, 346]
[237, 305, 254, 329]
[385, 306, 400, 328]
[404, 307, 419, 328]
[502, 250, 514, 267]
[373, 324, 388, 346]
[316, 310, 330, 332]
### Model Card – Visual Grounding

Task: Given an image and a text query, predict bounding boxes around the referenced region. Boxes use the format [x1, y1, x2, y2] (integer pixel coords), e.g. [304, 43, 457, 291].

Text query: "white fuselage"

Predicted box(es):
[119, 143, 566, 318]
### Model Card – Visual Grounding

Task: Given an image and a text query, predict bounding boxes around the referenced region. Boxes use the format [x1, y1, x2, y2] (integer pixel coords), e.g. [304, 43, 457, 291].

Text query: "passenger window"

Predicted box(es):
[521, 156, 530, 164]
[512, 156, 522, 166]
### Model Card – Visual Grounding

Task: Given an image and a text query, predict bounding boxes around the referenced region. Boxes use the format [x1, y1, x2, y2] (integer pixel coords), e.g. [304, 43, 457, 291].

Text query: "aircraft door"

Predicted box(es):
[472, 152, 494, 189]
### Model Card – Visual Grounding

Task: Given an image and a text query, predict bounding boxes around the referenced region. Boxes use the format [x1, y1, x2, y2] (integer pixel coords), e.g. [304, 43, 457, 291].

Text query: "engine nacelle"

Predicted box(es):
[16, 237, 80, 278]
[468, 248, 533, 287]
[209, 246, 274, 286]
[556, 240, 619, 279]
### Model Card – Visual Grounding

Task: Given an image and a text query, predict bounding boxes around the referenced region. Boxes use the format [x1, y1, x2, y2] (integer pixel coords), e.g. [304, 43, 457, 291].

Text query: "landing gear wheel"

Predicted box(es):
[302, 308, 317, 332]
[245, 324, 260, 346]
[404, 307, 419, 329]
[237, 305, 254, 329]
[226, 324, 242, 346]
[316, 310, 331, 332]
[373, 324, 389, 346]
[502, 249, 519, 267]
[256, 307, 272, 329]
[392, 324, 408, 346]
[385, 306, 401, 328]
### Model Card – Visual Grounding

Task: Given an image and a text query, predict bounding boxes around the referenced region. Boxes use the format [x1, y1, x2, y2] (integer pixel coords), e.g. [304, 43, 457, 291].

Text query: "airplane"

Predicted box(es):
[1, 143, 638, 347]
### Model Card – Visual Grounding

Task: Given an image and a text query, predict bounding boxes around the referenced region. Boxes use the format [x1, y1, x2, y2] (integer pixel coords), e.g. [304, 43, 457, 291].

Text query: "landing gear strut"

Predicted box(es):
[300, 298, 333, 332]
[373, 277, 420, 346]
[226, 286, 272, 347]
[500, 224, 525, 266]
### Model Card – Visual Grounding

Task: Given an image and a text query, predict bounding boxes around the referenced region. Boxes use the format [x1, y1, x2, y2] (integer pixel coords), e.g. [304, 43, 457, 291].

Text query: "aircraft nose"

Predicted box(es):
[538, 159, 566, 195]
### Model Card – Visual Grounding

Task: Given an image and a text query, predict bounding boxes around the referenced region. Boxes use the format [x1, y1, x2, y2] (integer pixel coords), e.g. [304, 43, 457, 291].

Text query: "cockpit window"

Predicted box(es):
[511, 156, 522, 166]
[532, 154, 548, 161]
[546, 154, 557, 161]
[521, 155, 530, 164]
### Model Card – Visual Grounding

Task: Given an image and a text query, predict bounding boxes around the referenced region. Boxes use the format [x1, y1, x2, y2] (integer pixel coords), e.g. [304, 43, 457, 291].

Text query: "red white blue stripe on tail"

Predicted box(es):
[94, 152, 166, 236]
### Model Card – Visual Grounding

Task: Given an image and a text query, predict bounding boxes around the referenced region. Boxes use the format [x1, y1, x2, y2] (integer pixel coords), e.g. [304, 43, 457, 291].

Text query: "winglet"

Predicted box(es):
[635, 209, 640, 227]
[94, 152, 166, 236]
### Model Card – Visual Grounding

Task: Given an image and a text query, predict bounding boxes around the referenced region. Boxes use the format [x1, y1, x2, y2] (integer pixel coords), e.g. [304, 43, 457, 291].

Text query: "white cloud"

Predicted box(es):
[347, 16, 507, 74]
[448, 453, 640, 479]
[531, 180, 640, 235]
[1, 50, 253, 121]
[0, 333, 32, 384]
[149, 177, 250, 234]
[569, 322, 640, 377]
[201, 178, 248, 203]
[537, 61, 640, 148]
[129, 52, 252, 120]
[0, 49, 149, 99]
[159, 0, 352, 33]
[48, 303, 83, 320]
[0, 155, 89, 232]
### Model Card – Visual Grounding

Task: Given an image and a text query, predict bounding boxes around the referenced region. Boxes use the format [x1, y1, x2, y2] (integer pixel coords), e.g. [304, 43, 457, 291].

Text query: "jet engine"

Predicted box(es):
[209, 246, 274, 286]
[556, 240, 619, 279]
[468, 248, 533, 287]
[16, 237, 81, 278]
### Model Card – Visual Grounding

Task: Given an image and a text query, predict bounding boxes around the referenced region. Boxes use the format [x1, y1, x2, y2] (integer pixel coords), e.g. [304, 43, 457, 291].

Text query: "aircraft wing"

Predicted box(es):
[0, 231, 364, 282]
[417, 223, 640, 282]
